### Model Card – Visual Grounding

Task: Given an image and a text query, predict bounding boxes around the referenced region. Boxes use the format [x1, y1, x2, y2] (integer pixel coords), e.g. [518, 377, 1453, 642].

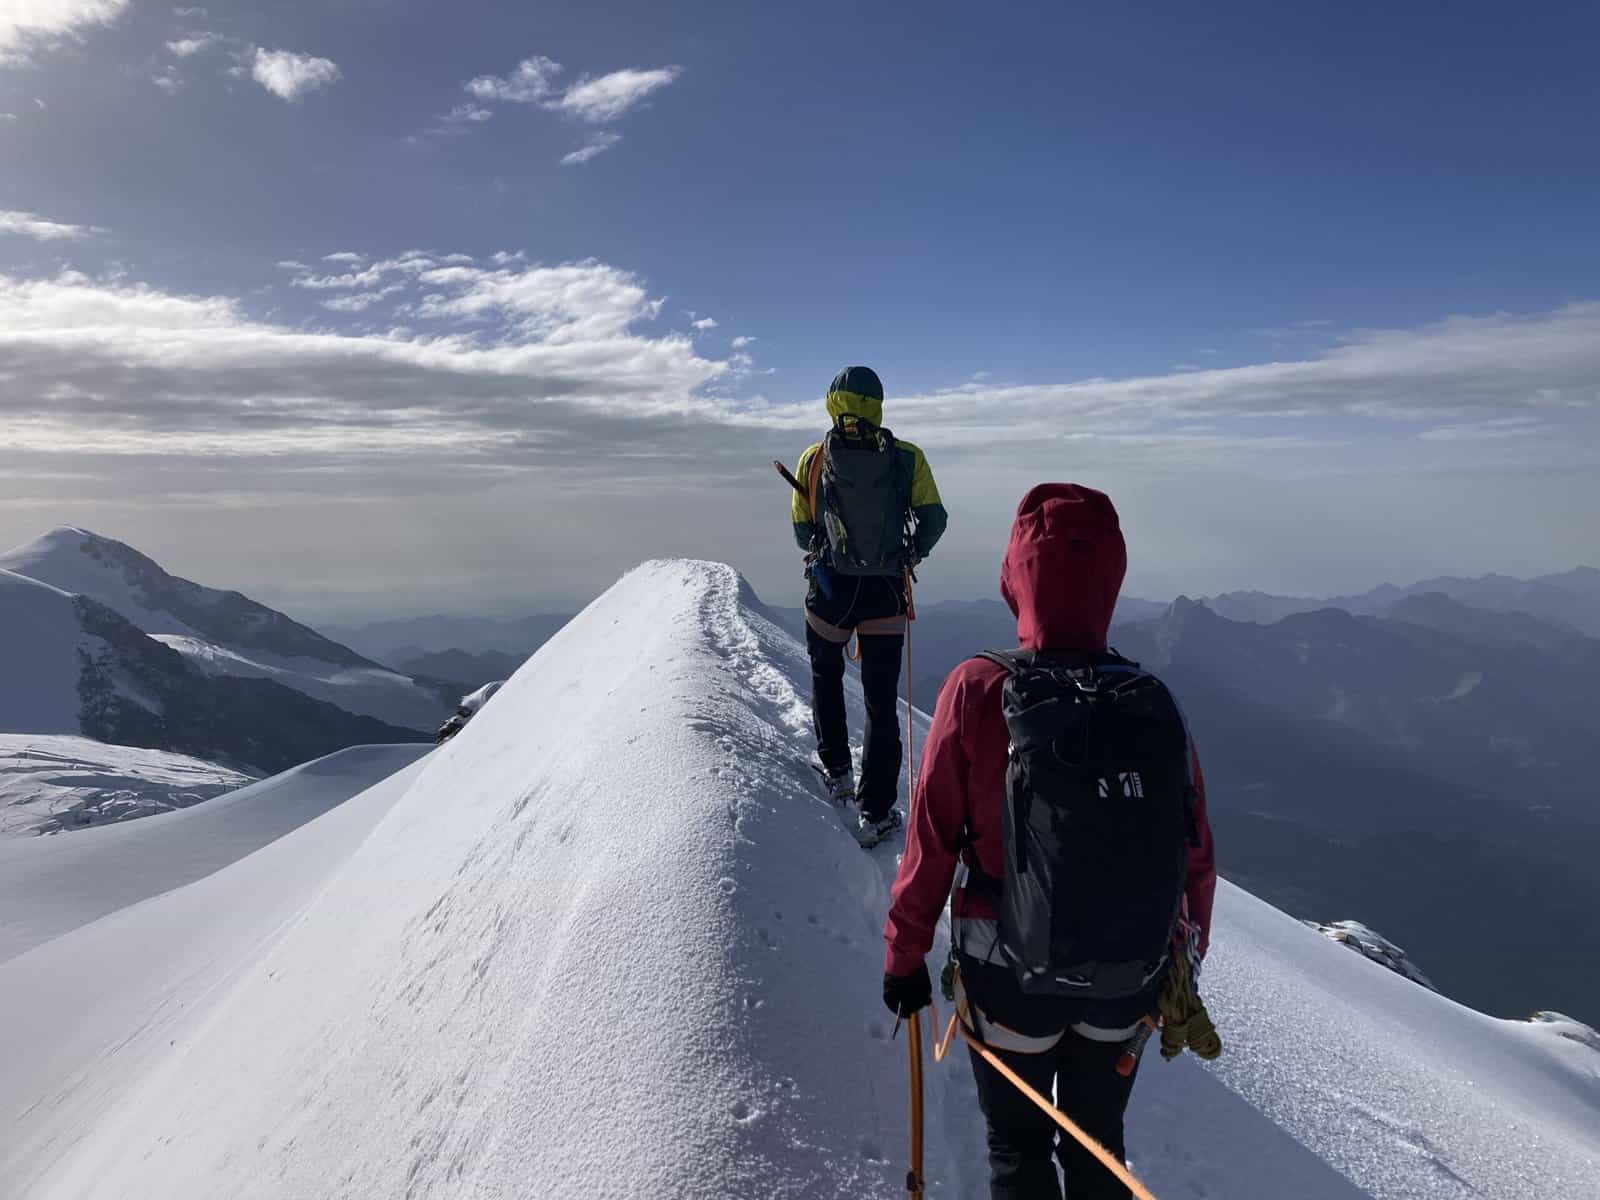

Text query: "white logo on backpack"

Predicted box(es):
[1097, 772, 1144, 800]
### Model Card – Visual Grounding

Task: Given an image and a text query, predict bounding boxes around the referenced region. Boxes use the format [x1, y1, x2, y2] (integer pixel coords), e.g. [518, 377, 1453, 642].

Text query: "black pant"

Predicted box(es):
[805, 574, 904, 818]
[969, 1031, 1139, 1200]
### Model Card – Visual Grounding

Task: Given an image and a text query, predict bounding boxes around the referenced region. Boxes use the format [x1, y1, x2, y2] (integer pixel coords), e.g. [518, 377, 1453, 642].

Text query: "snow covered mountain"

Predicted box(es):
[1, 527, 451, 731]
[0, 564, 426, 777]
[1304, 920, 1437, 991]
[1, 561, 1595, 1199]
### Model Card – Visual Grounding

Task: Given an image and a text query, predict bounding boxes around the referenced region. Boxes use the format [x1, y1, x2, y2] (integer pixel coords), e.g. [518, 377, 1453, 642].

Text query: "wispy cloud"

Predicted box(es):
[0, 0, 127, 65]
[0, 210, 99, 241]
[166, 32, 220, 57]
[465, 55, 562, 104]
[435, 52, 682, 162]
[882, 304, 1600, 450]
[691, 317, 718, 331]
[730, 335, 756, 349]
[556, 66, 682, 122]
[251, 48, 341, 103]
[1418, 416, 1546, 442]
[561, 131, 621, 166]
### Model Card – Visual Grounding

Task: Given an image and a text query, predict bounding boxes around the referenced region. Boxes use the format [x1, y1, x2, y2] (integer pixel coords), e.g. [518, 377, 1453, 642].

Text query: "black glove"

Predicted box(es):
[882, 965, 932, 1017]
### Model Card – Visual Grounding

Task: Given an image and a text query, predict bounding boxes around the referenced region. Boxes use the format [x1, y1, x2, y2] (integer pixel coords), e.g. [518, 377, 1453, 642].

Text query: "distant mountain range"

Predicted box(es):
[766, 570, 1599, 1023]
[320, 613, 573, 666]
[1202, 566, 1600, 636]
[0, 529, 442, 780]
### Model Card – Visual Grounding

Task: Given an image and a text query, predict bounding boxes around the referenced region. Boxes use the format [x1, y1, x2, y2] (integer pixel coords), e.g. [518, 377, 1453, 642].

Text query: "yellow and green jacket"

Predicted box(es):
[790, 388, 948, 560]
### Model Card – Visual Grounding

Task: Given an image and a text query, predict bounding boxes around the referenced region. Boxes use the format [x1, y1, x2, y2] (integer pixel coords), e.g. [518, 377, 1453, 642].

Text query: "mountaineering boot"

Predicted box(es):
[810, 754, 855, 805]
[855, 807, 903, 848]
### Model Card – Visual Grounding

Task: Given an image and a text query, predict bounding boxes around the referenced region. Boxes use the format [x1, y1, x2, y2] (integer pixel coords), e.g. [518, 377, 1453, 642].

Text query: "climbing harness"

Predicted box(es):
[926, 996, 1164, 1200]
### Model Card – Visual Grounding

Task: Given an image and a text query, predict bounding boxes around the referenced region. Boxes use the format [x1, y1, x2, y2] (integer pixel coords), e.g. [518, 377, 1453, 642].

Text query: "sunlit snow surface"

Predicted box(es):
[1, 561, 1595, 1199]
[0, 743, 430, 963]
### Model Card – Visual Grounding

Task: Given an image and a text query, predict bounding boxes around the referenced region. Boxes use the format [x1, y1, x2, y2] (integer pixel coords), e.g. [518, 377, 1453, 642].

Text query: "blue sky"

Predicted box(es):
[2, 1, 1598, 618]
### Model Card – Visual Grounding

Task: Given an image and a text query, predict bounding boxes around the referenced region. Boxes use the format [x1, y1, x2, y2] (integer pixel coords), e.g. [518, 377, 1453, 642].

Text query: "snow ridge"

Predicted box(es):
[0, 560, 1595, 1199]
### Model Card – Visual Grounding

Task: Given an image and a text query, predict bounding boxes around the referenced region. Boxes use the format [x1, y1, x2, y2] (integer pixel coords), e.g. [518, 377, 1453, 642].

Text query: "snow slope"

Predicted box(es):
[1, 528, 448, 731]
[0, 734, 255, 839]
[0, 569, 104, 734]
[0, 743, 429, 963]
[1, 561, 1595, 1199]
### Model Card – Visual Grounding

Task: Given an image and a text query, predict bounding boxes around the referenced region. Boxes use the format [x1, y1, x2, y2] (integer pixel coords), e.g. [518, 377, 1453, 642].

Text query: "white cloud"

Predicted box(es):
[320, 287, 402, 313]
[878, 304, 1600, 452]
[691, 317, 717, 331]
[151, 67, 183, 93]
[322, 251, 365, 265]
[0, 209, 97, 241]
[9, 254, 1595, 486]
[0, 113, 17, 122]
[431, 102, 493, 135]
[561, 131, 620, 165]
[0, 261, 733, 460]
[0, 0, 127, 64]
[166, 32, 219, 57]
[556, 66, 682, 122]
[441, 54, 681, 158]
[465, 55, 562, 104]
[730, 336, 756, 349]
[251, 48, 341, 103]
[1419, 417, 1546, 442]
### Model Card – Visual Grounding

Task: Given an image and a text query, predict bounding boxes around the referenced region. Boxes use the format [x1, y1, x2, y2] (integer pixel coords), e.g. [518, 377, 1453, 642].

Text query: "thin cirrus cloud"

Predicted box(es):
[561, 132, 621, 166]
[0, 0, 127, 64]
[166, 32, 220, 57]
[441, 53, 682, 163]
[0, 209, 99, 241]
[251, 48, 342, 102]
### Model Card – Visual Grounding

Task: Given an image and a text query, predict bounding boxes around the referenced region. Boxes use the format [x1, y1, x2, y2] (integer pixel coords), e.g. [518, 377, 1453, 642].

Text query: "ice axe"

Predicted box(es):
[893, 1011, 925, 1199]
[774, 459, 807, 497]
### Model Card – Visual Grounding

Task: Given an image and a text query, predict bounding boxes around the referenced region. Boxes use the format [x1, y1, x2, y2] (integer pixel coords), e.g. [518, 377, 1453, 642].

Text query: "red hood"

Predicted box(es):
[999, 483, 1127, 652]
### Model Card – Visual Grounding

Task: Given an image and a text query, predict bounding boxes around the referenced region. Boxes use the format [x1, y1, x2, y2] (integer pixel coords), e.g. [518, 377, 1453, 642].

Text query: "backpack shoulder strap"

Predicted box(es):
[806, 440, 826, 523]
[974, 648, 1032, 675]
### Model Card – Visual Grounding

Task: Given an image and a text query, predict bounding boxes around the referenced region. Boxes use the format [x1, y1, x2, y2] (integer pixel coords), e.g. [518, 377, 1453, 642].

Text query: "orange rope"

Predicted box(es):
[927, 1002, 1161, 1200]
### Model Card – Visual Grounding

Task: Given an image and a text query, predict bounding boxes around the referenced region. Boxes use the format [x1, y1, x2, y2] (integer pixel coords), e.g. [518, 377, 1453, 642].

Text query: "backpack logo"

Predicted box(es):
[1097, 772, 1145, 800]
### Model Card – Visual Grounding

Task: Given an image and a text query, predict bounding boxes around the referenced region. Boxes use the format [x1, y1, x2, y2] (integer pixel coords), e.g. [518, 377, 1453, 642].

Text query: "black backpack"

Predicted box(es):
[813, 416, 912, 577]
[972, 650, 1197, 1000]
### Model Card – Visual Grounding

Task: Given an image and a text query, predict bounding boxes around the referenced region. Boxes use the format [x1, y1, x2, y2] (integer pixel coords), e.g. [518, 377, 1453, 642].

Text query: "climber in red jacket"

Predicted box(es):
[882, 483, 1217, 1200]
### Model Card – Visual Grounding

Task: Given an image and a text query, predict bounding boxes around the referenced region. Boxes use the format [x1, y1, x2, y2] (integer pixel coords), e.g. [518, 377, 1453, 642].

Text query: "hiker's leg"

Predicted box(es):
[1052, 1029, 1138, 1200]
[855, 631, 904, 818]
[969, 1044, 1063, 1200]
[804, 621, 851, 776]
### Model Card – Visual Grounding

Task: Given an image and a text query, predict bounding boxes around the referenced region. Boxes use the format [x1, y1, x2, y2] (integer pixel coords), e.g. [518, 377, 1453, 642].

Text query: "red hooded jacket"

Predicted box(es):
[884, 483, 1217, 979]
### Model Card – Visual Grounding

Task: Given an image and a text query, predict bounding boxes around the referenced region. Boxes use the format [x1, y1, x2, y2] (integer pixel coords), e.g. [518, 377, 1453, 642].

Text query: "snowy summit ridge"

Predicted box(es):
[0, 526, 450, 732]
[1, 560, 1596, 1199]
